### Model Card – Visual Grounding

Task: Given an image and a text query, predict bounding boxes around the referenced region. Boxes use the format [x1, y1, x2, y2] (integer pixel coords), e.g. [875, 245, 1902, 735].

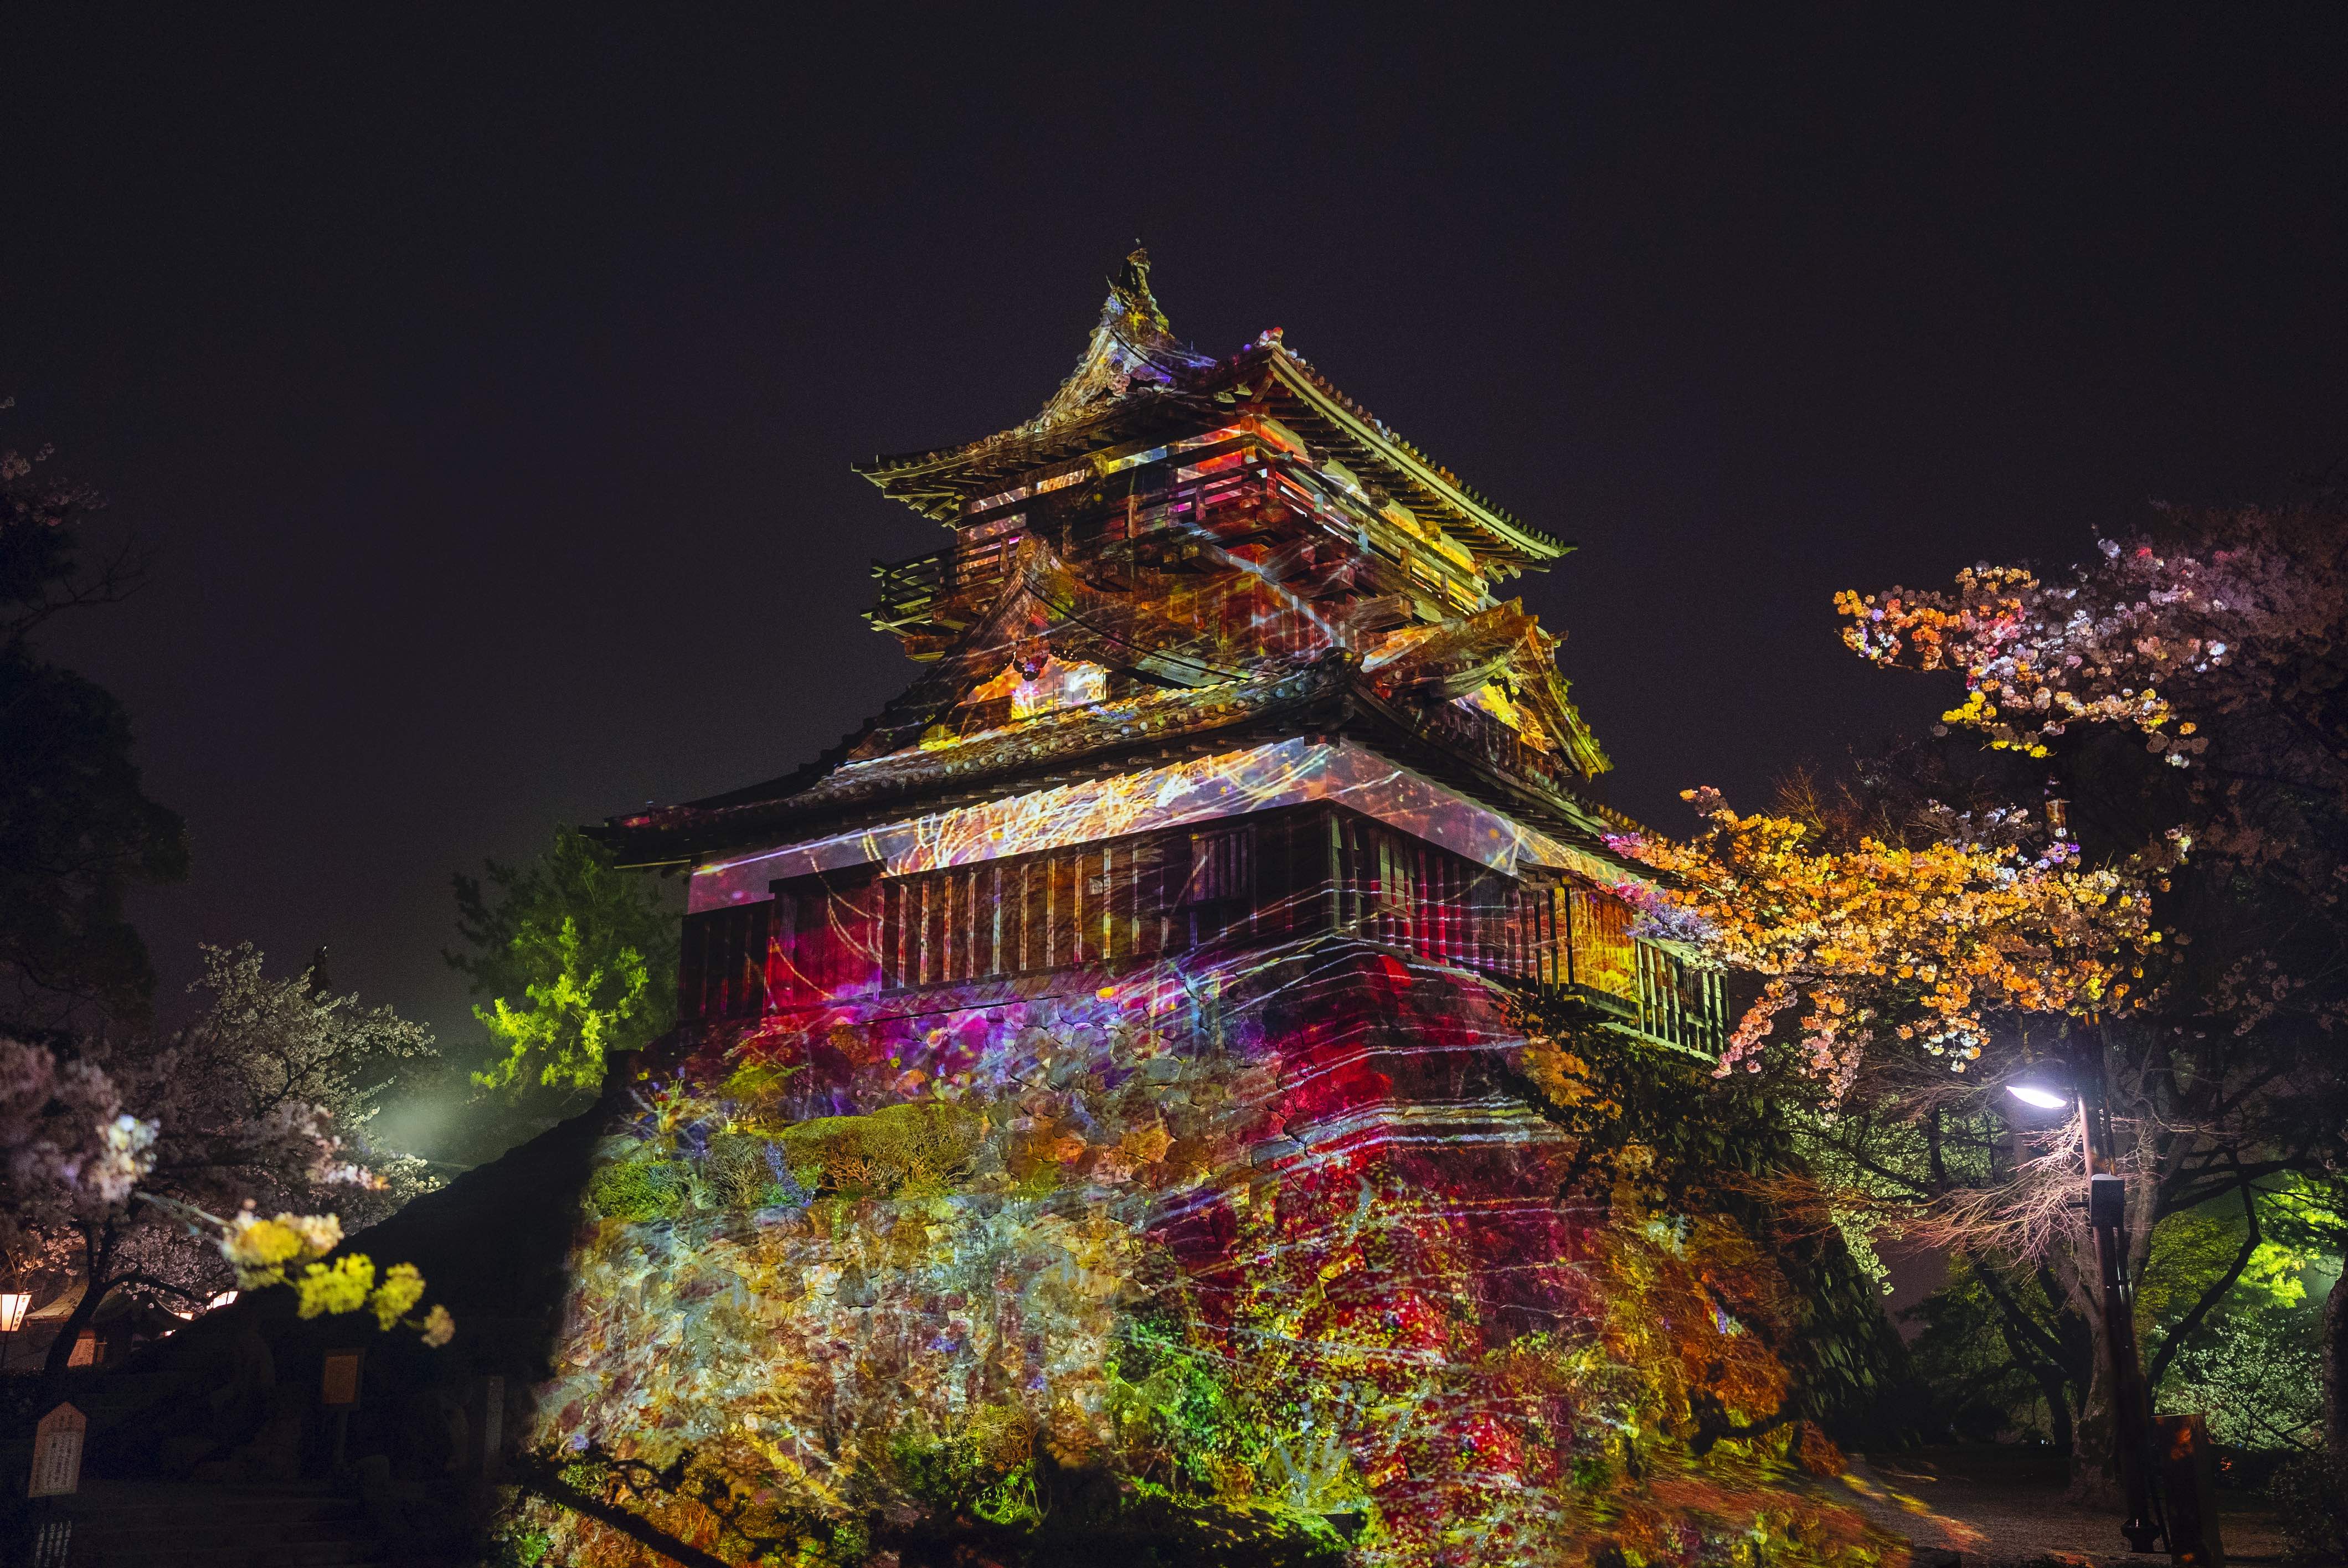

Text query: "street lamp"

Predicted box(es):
[0, 1291, 30, 1374]
[2005, 1054, 2166, 1555]
[2005, 1079, 2071, 1112]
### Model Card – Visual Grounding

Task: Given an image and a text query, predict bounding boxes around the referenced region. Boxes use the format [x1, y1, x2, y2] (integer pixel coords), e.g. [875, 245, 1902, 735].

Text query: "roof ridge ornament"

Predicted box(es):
[1111, 246, 1165, 332]
[1019, 247, 1216, 440]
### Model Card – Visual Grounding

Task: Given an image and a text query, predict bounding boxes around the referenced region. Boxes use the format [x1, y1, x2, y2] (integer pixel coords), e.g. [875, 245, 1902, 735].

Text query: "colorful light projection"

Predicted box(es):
[537, 257, 1887, 1567]
[973, 654, 1109, 723]
[689, 738, 1623, 914]
[513, 937, 1889, 1568]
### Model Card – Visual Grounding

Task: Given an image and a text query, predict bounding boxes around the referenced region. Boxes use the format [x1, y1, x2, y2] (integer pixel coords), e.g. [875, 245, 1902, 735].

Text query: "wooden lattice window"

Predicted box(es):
[678, 901, 772, 1022]
[1181, 826, 1253, 905]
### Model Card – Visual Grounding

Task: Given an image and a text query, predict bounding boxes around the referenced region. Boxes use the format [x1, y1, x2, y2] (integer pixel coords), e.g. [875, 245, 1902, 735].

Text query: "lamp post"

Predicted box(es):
[2007, 1036, 2166, 1555]
[0, 1291, 29, 1373]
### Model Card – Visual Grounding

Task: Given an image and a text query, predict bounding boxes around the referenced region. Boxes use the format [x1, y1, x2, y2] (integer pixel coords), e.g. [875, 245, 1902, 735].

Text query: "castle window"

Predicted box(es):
[1181, 826, 1253, 905]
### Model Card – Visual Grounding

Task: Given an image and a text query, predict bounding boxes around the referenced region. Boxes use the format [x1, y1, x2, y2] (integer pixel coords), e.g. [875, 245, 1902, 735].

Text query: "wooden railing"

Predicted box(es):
[685, 808, 1725, 1058]
[1620, 938, 1724, 1057]
[1329, 812, 1724, 1058]
[869, 531, 1026, 633]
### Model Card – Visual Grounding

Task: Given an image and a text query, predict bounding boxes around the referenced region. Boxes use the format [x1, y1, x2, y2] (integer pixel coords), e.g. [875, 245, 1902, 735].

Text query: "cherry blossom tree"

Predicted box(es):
[1836, 503, 2348, 785]
[1840, 501, 2348, 1486]
[1, 943, 444, 1390]
[1626, 500, 2348, 1500]
[1614, 784, 2174, 1092]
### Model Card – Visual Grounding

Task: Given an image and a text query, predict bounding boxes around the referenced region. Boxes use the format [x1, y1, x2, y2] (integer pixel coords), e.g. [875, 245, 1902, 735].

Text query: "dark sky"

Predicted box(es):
[6, 11, 2344, 1092]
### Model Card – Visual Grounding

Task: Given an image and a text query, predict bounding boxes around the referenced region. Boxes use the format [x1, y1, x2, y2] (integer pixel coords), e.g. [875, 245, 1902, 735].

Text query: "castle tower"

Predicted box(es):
[566, 255, 1734, 1565]
[604, 250, 1719, 1058]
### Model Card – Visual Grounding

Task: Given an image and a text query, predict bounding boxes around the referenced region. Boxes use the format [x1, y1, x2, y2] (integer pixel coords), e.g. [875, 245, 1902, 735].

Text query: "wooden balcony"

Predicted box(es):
[679, 804, 1727, 1061]
[868, 532, 1024, 634]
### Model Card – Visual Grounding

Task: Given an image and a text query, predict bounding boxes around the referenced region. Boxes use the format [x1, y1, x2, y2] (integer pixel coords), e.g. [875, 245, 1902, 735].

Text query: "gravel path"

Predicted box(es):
[1830, 1448, 2289, 1567]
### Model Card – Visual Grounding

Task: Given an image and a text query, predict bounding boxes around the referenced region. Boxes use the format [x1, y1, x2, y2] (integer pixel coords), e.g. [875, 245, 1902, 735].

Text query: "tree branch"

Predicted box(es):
[2149, 1164, 2261, 1389]
[1, 535, 151, 641]
[112, 1271, 213, 1306]
[510, 1453, 737, 1568]
[1965, 1251, 2071, 1370]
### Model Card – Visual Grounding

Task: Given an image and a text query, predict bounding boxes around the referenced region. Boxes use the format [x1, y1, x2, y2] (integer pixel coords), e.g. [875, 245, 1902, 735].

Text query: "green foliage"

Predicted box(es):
[702, 1133, 774, 1209]
[585, 1156, 688, 1222]
[473, 914, 650, 1091]
[2138, 1204, 2298, 1323]
[2164, 1301, 2322, 1452]
[1106, 1312, 1276, 1499]
[1901, 1261, 2076, 1446]
[2268, 1452, 2348, 1564]
[529, 1001, 1907, 1568]
[2136, 1188, 2334, 1453]
[1506, 990, 1777, 1193]
[486, 1531, 552, 1568]
[1507, 992, 1919, 1445]
[1900, 1191, 2340, 1457]
[449, 826, 678, 1093]
[889, 1420, 1040, 1526]
[774, 1101, 986, 1198]
[1786, 1097, 2007, 1294]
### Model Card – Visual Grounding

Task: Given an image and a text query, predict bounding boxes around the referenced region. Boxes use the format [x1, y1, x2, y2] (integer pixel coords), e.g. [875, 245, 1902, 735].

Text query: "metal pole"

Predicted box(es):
[2070, 1028, 2166, 1554]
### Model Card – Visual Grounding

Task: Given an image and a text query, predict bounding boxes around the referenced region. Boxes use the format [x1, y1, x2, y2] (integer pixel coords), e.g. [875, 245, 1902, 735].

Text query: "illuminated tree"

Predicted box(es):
[0, 943, 441, 1385]
[1840, 501, 2348, 1490]
[449, 827, 678, 1100]
[1835, 503, 2347, 781]
[2259, 1175, 2348, 1553]
[1623, 500, 2348, 1500]
[1612, 785, 2172, 1093]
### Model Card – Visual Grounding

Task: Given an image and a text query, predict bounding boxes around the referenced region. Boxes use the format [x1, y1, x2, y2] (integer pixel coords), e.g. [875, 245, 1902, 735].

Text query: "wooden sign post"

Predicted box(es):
[28, 1403, 85, 1498]
[322, 1348, 363, 1474]
[24, 1403, 86, 1568]
[2156, 1412, 2227, 1568]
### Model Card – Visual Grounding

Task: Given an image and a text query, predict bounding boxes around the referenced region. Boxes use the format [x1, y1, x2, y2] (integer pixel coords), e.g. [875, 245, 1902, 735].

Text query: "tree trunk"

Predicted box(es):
[2026, 1360, 2076, 1456]
[2325, 1262, 2347, 1498]
[2058, 1219, 2129, 1508]
[2065, 1031, 2161, 1514]
[37, 1224, 114, 1402]
[2067, 1330, 2121, 1507]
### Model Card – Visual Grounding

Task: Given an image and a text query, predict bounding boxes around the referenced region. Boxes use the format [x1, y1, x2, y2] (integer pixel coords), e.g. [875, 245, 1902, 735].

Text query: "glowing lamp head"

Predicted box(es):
[2006, 1081, 2072, 1112]
[0, 1292, 30, 1333]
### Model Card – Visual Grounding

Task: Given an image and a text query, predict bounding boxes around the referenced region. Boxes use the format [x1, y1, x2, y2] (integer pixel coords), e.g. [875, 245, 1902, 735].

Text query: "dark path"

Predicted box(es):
[1835, 1448, 2289, 1567]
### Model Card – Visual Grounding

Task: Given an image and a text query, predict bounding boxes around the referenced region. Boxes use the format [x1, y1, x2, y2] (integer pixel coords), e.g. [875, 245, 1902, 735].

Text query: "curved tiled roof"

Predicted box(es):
[853, 257, 1566, 568]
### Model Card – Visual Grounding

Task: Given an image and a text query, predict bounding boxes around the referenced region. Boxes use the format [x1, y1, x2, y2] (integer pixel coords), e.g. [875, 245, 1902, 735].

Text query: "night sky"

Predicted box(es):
[6, 11, 2344, 1116]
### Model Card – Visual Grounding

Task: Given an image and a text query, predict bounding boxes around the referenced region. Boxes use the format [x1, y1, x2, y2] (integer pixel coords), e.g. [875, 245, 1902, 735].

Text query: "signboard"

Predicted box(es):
[321, 1349, 364, 1407]
[2156, 1412, 2228, 1568]
[28, 1402, 86, 1497]
[32, 1519, 72, 1568]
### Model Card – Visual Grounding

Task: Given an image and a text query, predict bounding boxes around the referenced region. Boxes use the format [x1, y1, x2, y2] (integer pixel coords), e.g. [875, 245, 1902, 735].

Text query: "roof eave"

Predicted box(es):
[1255, 351, 1567, 564]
